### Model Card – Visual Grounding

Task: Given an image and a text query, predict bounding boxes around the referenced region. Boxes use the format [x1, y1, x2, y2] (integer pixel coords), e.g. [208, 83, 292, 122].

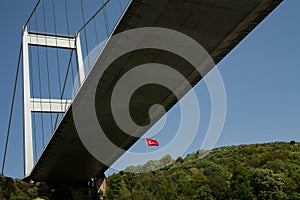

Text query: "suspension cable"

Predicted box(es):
[65, 0, 75, 93]
[101, 0, 110, 37]
[93, 17, 99, 47]
[80, 0, 91, 70]
[118, 0, 123, 12]
[61, 51, 74, 102]
[65, 0, 76, 104]
[1, 44, 23, 175]
[52, 0, 63, 113]
[64, 0, 75, 109]
[53, 0, 75, 128]
[24, 0, 42, 29]
[65, 0, 75, 88]
[42, 0, 54, 132]
[28, 25, 38, 162]
[54, 50, 74, 127]
[34, 11, 46, 148]
[77, 0, 110, 33]
[64, 0, 71, 37]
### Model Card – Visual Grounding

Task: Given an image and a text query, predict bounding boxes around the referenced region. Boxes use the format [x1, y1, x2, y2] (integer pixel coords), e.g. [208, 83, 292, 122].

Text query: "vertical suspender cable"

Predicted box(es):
[80, 0, 91, 70]
[118, 0, 123, 13]
[64, 0, 76, 102]
[93, 18, 99, 48]
[64, 0, 71, 37]
[54, 50, 74, 127]
[34, 11, 46, 148]
[64, 0, 71, 111]
[30, 53, 38, 161]
[54, 0, 72, 123]
[54, 0, 76, 127]
[52, 0, 63, 128]
[42, 0, 54, 132]
[101, 0, 110, 37]
[52, 0, 62, 103]
[65, 0, 76, 99]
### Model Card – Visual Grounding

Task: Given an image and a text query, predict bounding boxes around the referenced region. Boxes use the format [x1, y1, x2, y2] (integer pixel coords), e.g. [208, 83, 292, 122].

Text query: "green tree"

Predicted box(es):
[251, 169, 289, 200]
[106, 174, 130, 199]
[230, 166, 255, 199]
[193, 185, 214, 200]
[203, 161, 230, 199]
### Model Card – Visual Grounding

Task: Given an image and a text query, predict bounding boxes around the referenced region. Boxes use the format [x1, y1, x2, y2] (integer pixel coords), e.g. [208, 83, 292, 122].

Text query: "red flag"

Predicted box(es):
[146, 138, 159, 146]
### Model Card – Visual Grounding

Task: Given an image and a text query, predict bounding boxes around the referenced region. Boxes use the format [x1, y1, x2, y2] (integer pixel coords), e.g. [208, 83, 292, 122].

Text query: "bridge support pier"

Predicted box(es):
[26, 173, 106, 199]
[49, 183, 99, 200]
[32, 177, 105, 200]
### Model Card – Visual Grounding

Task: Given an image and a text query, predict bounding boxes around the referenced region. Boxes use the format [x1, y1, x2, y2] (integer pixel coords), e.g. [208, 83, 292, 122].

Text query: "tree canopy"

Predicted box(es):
[106, 142, 300, 200]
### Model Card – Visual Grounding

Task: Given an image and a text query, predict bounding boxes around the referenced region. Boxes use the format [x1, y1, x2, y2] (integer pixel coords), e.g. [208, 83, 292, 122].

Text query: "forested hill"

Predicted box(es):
[106, 141, 300, 200]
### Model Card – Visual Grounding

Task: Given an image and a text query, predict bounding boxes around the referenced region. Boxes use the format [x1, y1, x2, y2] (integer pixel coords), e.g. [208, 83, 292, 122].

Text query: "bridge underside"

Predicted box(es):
[28, 0, 282, 183]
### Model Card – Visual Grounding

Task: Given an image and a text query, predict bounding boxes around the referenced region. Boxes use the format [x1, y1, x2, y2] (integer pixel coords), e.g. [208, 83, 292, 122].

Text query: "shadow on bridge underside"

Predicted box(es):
[28, 0, 282, 183]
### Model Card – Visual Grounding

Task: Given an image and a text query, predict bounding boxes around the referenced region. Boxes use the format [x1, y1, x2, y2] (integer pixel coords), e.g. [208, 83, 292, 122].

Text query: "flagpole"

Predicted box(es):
[145, 139, 152, 172]
[145, 139, 151, 161]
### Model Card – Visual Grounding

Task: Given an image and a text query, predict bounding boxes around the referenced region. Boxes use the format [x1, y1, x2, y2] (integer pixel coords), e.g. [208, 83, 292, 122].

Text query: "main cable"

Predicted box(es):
[24, 0, 41, 29]
[54, 50, 74, 128]
[77, 0, 110, 33]
[1, 43, 23, 175]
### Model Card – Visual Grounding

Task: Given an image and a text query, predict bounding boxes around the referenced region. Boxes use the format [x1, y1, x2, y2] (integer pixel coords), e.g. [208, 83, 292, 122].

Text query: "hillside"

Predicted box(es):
[105, 141, 300, 200]
[0, 142, 299, 199]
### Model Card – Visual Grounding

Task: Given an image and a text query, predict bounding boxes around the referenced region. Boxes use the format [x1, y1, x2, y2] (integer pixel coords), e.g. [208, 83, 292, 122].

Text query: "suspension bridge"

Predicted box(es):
[1, 0, 282, 187]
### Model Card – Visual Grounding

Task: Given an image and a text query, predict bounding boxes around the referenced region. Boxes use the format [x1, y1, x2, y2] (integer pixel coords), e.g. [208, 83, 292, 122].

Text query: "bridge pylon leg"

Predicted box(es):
[21, 26, 85, 177]
[22, 26, 34, 177]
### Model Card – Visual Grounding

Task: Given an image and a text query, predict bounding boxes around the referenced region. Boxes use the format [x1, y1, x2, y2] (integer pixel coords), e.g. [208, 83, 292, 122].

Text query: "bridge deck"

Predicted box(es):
[28, 0, 282, 183]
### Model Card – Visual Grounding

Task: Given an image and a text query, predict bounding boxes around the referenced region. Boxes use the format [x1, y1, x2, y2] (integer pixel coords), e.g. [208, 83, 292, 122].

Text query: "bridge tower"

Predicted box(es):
[22, 26, 85, 177]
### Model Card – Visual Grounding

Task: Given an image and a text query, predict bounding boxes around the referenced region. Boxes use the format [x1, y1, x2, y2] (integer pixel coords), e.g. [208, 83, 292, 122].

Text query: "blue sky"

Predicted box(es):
[0, 0, 299, 178]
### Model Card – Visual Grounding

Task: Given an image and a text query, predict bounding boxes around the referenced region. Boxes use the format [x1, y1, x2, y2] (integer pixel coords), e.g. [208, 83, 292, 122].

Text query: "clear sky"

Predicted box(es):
[0, 0, 299, 178]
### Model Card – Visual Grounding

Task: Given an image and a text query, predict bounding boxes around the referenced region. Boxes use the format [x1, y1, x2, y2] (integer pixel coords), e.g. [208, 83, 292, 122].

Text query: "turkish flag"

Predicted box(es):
[146, 138, 159, 146]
